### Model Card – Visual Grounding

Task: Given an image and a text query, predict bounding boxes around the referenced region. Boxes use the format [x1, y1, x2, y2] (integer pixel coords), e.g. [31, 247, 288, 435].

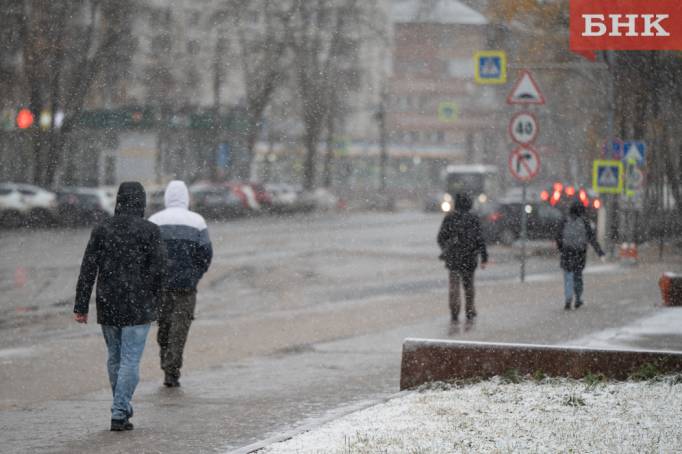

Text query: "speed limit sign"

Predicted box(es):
[508, 112, 538, 145]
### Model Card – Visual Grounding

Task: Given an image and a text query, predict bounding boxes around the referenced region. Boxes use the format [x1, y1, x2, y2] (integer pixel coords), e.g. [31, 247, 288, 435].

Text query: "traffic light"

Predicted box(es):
[16, 108, 34, 129]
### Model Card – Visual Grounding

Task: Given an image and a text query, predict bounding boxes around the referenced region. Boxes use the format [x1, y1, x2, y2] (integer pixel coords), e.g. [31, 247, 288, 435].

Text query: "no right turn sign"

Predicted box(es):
[509, 146, 541, 182]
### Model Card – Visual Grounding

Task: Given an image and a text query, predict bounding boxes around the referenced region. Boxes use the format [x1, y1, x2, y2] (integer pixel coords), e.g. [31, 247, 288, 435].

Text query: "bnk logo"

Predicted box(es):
[570, 0, 682, 58]
[582, 14, 670, 37]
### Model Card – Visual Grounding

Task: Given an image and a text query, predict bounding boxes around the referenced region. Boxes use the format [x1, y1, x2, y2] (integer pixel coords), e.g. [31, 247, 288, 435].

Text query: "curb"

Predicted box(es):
[400, 338, 682, 389]
[226, 391, 411, 454]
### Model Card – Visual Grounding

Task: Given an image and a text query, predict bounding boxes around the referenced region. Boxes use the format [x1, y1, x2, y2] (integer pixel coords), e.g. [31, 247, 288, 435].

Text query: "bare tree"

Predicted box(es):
[612, 51, 682, 219]
[289, 0, 362, 190]
[217, 0, 294, 180]
[1, 0, 135, 186]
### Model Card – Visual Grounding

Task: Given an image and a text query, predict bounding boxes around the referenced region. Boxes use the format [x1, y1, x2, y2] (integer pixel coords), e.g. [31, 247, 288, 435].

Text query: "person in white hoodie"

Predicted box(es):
[149, 181, 212, 387]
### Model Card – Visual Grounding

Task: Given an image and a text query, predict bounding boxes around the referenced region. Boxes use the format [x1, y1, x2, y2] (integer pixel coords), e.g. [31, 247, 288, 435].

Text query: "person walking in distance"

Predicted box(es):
[437, 193, 488, 324]
[556, 200, 605, 310]
[74, 182, 166, 431]
[149, 180, 212, 388]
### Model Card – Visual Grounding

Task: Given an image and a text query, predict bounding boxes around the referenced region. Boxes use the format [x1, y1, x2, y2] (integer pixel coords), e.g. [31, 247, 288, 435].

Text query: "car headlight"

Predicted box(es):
[441, 201, 452, 212]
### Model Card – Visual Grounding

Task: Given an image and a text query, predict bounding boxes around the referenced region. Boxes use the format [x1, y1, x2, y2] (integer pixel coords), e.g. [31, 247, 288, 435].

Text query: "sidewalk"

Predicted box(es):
[1, 257, 679, 453]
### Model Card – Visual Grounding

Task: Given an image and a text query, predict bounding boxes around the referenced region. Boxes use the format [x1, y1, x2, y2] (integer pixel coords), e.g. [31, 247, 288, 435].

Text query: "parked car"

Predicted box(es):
[0, 184, 27, 228]
[56, 187, 115, 226]
[478, 200, 564, 245]
[247, 183, 273, 210]
[299, 188, 340, 211]
[265, 183, 300, 213]
[0, 182, 57, 226]
[190, 185, 246, 219]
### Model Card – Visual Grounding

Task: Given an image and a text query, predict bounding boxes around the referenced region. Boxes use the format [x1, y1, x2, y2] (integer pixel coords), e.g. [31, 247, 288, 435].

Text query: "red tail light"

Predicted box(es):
[553, 182, 563, 192]
[487, 212, 503, 222]
[540, 190, 549, 201]
[593, 199, 601, 209]
[550, 190, 561, 206]
[565, 186, 575, 196]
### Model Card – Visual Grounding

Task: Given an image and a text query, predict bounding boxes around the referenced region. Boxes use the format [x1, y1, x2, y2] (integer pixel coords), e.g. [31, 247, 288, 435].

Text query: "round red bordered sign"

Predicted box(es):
[508, 145, 541, 181]
[508, 111, 538, 145]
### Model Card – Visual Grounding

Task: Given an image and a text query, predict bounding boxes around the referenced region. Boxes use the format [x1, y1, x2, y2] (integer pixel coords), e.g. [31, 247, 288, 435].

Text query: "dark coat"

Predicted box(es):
[437, 211, 488, 273]
[555, 215, 604, 272]
[74, 182, 166, 326]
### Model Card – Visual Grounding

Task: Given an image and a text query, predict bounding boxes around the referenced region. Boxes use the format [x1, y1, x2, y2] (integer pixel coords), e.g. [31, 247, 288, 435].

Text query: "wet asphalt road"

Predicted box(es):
[0, 211, 676, 453]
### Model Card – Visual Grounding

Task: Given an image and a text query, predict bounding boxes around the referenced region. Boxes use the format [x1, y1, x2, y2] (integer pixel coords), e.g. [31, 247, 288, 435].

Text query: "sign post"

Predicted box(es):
[508, 145, 541, 282]
[507, 70, 544, 282]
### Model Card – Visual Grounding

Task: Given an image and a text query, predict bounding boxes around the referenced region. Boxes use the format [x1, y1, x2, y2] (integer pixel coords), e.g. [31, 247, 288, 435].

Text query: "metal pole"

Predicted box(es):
[378, 96, 387, 192]
[520, 182, 528, 283]
[604, 50, 616, 259]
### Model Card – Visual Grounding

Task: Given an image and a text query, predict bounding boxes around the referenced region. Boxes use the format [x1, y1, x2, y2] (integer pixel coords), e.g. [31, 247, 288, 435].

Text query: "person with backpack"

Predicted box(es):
[437, 193, 488, 324]
[556, 200, 605, 310]
[149, 180, 213, 388]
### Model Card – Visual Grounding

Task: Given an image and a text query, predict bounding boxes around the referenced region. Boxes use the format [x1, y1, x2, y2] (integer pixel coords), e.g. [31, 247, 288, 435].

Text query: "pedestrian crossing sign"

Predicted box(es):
[623, 141, 646, 166]
[474, 51, 507, 84]
[593, 159, 623, 194]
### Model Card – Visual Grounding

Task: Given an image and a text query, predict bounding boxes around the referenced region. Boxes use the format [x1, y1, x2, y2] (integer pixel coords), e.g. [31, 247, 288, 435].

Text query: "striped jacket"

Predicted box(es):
[149, 181, 212, 290]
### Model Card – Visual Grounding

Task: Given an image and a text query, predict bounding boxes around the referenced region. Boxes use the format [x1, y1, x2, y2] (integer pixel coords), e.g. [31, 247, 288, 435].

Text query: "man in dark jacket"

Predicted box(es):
[149, 180, 212, 388]
[437, 193, 488, 323]
[74, 182, 166, 431]
[556, 200, 605, 310]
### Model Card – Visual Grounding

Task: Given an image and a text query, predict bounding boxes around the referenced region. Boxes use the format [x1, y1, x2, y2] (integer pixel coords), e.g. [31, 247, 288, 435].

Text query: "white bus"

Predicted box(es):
[440, 164, 499, 212]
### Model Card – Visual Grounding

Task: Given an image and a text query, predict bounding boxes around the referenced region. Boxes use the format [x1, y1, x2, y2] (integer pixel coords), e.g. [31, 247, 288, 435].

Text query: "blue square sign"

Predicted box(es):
[623, 141, 646, 166]
[474, 51, 507, 84]
[593, 160, 623, 194]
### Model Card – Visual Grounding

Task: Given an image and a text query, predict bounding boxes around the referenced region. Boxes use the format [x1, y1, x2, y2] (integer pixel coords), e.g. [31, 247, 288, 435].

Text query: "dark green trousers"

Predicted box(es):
[157, 289, 196, 379]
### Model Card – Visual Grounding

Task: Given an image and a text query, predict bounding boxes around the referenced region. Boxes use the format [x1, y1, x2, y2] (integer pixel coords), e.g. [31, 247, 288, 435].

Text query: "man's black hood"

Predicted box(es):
[115, 182, 146, 217]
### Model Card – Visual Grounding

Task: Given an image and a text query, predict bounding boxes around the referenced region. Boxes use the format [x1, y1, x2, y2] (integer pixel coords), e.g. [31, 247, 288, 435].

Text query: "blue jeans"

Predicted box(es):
[101, 324, 150, 420]
[563, 270, 584, 303]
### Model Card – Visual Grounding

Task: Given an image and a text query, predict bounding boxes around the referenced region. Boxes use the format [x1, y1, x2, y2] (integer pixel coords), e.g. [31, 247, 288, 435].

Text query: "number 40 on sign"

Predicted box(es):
[508, 112, 538, 145]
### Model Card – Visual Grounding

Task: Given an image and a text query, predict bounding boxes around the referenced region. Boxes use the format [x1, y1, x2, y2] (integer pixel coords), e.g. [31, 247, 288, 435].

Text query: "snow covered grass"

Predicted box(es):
[261, 375, 682, 453]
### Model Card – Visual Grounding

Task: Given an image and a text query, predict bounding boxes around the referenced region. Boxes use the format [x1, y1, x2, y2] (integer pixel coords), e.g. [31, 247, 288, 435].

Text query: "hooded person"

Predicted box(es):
[437, 193, 488, 324]
[74, 181, 166, 431]
[148, 180, 213, 388]
[556, 200, 605, 310]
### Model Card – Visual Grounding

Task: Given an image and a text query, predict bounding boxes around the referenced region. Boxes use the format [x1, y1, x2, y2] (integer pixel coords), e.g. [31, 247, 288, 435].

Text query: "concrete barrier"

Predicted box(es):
[400, 338, 682, 390]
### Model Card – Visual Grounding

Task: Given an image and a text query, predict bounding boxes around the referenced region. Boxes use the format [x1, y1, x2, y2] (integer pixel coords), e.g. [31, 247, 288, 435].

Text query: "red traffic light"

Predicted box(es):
[16, 108, 34, 129]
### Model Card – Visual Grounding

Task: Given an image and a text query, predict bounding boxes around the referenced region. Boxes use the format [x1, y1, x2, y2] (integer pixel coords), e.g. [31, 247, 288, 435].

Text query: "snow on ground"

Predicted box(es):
[261, 377, 682, 453]
[569, 307, 682, 350]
